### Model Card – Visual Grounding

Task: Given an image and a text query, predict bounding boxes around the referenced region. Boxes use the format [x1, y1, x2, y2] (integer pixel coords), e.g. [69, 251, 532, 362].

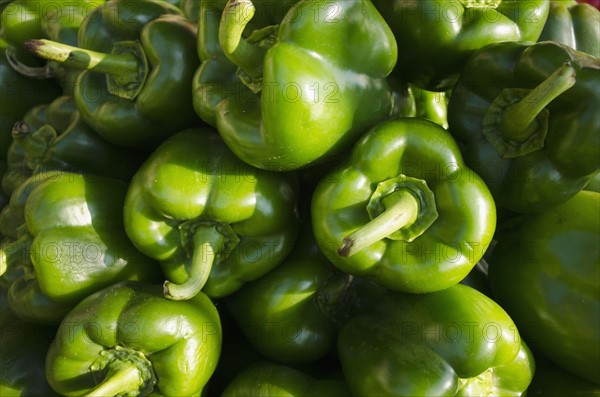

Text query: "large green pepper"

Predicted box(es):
[312, 118, 496, 293]
[448, 41, 600, 213]
[221, 362, 350, 397]
[0, 171, 161, 325]
[123, 128, 299, 300]
[2, 96, 143, 195]
[45, 281, 222, 396]
[25, 0, 202, 148]
[192, 0, 297, 127]
[488, 190, 600, 385]
[372, 0, 550, 91]
[539, 0, 600, 57]
[338, 284, 535, 396]
[226, 220, 383, 364]
[211, 0, 397, 171]
[0, 287, 57, 396]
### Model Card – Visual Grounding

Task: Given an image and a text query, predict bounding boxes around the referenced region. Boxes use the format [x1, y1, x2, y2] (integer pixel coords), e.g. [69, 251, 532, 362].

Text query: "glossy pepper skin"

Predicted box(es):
[123, 128, 299, 301]
[0, 0, 105, 87]
[25, 0, 202, 148]
[2, 96, 143, 195]
[226, 220, 382, 364]
[0, 287, 58, 396]
[312, 118, 496, 293]
[45, 281, 222, 397]
[221, 362, 350, 397]
[0, 38, 61, 162]
[193, 0, 297, 127]
[539, 0, 600, 57]
[338, 284, 535, 396]
[0, 171, 161, 325]
[448, 41, 600, 213]
[213, 0, 397, 171]
[488, 191, 600, 385]
[372, 0, 550, 91]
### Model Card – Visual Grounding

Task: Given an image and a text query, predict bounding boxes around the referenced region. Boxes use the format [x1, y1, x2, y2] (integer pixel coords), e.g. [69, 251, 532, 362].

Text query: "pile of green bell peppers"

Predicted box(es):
[0, 0, 598, 395]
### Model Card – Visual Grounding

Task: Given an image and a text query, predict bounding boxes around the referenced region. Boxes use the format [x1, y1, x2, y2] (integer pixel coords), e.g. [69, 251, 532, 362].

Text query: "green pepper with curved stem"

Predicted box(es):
[448, 41, 600, 213]
[2, 96, 144, 195]
[212, 0, 397, 171]
[123, 128, 299, 300]
[221, 362, 350, 397]
[192, 0, 298, 127]
[372, 0, 550, 91]
[45, 281, 222, 397]
[0, 171, 161, 325]
[25, 0, 203, 148]
[539, 0, 600, 57]
[488, 190, 600, 385]
[0, 287, 58, 396]
[312, 118, 496, 294]
[226, 219, 383, 364]
[338, 284, 535, 396]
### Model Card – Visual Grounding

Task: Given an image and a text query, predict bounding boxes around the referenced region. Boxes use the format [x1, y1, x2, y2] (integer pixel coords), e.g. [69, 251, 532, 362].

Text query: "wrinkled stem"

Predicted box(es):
[219, 0, 266, 80]
[25, 39, 139, 77]
[5, 48, 54, 79]
[339, 190, 420, 257]
[501, 62, 576, 143]
[83, 363, 143, 397]
[164, 224, 227, 300]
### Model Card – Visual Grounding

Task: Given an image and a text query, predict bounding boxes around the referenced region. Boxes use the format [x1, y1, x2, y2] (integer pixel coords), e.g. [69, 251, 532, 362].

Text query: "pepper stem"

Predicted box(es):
[500, 62, 576, 143]
[5, 48, 54, 79]
[83, 362, 144, 397]
[164, 224, 228, 300]
[339, 190, 420, 257]
[25, 39, 139, 76]
[219, 0, 267, 82]
[12, 123, 57, 168]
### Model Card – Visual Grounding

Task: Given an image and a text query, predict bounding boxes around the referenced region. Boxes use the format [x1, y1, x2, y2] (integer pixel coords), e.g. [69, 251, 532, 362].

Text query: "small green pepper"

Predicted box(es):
[312, 118, 496, 293]
[45, 281, 222, 396]
[124, 128, 299, 300]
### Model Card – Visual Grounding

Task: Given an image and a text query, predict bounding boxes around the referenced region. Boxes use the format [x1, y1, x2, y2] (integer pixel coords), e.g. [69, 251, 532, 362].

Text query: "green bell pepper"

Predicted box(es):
[539, 0, 600, 57]
[45, 281, 222, 397]
[0, 37, 61, 162]
[0, 287, 58, 396]
[2, 95, 143, 195]
[372, 0, 550, 91]
[488, 190, 600, 385]
[338, 284, 535, 396]
[209, 0, 397, 171]
[0, 0, 105, 87]
[312, 118, 496, 293]
[226, 219, 383, 364]
[0, 171, 161, 325]
[221, 362, 350, 397]
[192, 0, 297, 127]
[123, 128, 299, 300]
[448, 41, 600, 213]
[25, 0, 202, 148]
